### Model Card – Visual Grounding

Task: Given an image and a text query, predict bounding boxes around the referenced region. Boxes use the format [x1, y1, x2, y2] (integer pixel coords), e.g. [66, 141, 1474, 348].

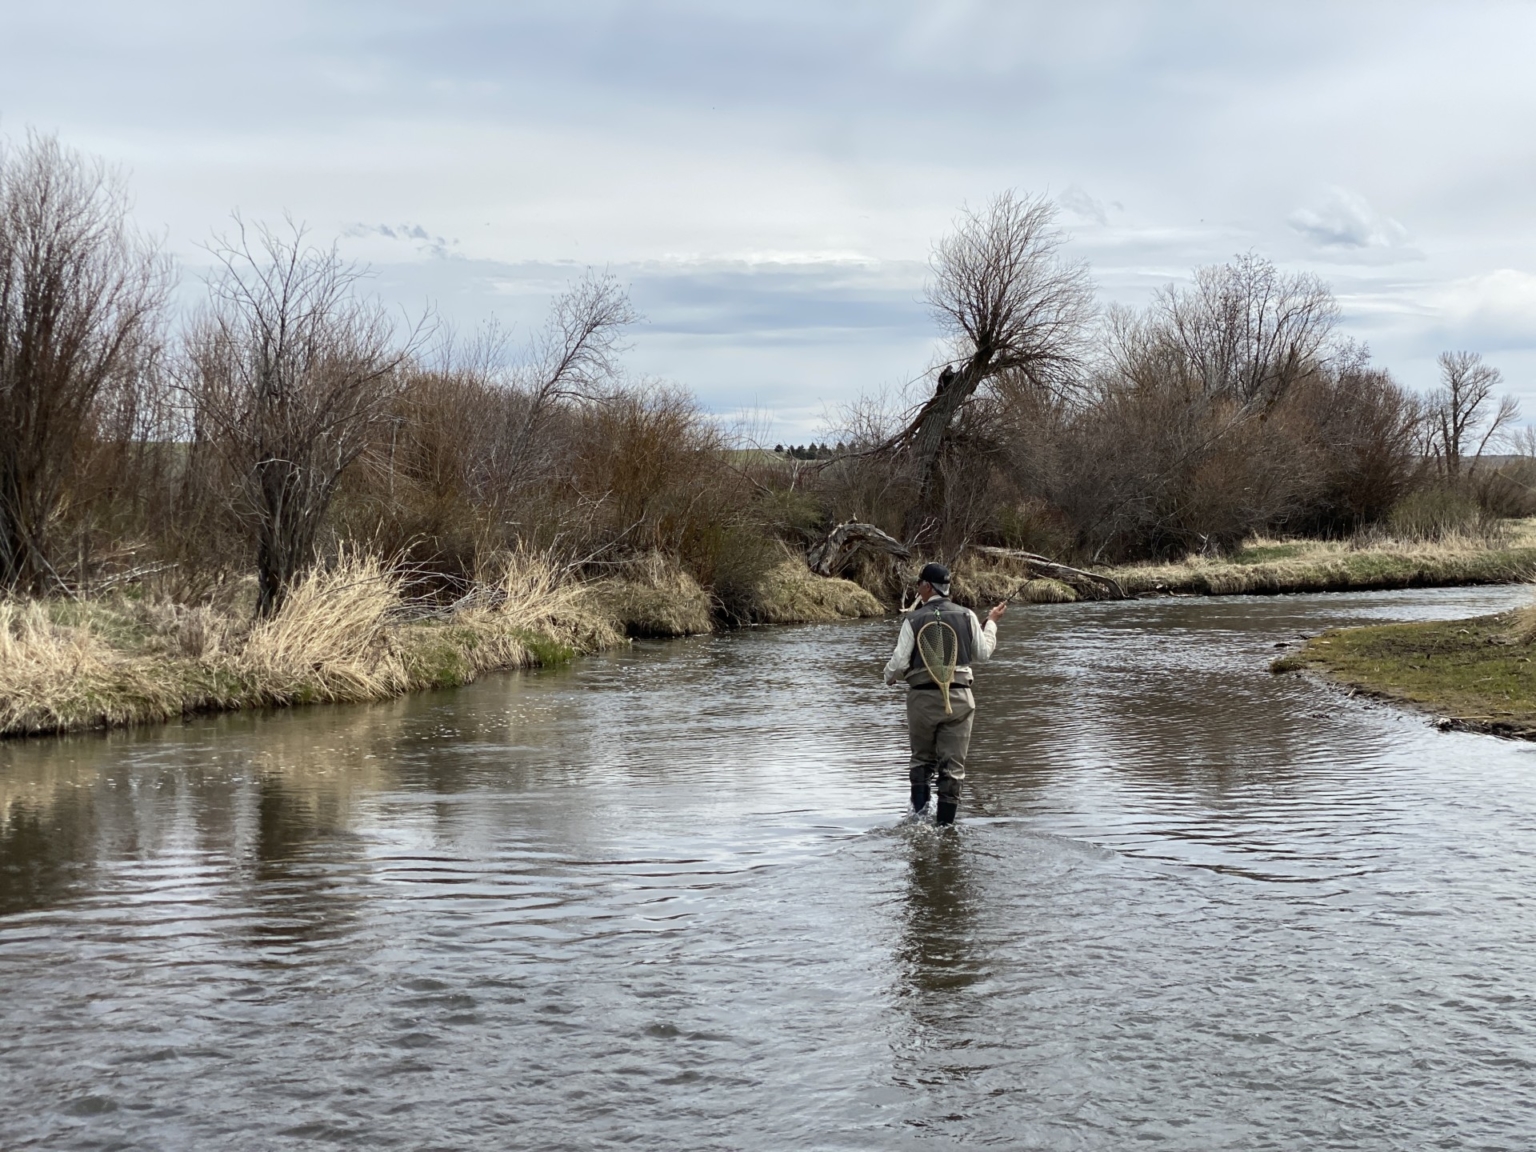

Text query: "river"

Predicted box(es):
[4, 586, 1536, 1150]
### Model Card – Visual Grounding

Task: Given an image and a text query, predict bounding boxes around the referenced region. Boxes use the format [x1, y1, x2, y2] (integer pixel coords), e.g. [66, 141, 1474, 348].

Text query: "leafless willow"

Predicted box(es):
[491, 272, 637, 495]
[0, 132, 170, 593]
[897, 191, 1095, 539]
[183, 219, 421, 616]
[1153, 252, 1339, 408]
[1426, 350, 1517, 477]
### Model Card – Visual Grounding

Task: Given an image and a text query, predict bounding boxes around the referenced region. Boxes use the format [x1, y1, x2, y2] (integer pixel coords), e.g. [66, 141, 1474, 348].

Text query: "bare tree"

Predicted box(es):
[0, 132, 170, 593]
[184, 219, 417, 616]
[1507, 423, 1536, 460]
[1427, 350, 1516, 477]
[1154, 253, 1339, 408]
[895, 191, 1095, 540]
[486, 271, 636, 495]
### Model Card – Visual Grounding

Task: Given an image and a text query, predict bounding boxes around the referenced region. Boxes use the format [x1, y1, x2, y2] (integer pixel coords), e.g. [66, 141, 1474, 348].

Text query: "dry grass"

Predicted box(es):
[1107, 525, 1536, 597]
[951, 566, 1017, 608]
[0, 600, 184, 735]
[236, 554, 410, 703]
[476, 549, 624, 651]
[952, 561, 1079, 607]
[1017, 578, 1078, 603]
[0, 550, 625, 738]
[749, 557, 884, 624]
[1, 543, 898, 739]
[1510, 593, 1536, 645]
[589, 553, 715, 637]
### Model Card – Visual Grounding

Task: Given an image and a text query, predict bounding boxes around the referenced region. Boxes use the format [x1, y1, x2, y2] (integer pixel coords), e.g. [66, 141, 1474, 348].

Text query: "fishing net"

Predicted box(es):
[915, 618, 960, 715]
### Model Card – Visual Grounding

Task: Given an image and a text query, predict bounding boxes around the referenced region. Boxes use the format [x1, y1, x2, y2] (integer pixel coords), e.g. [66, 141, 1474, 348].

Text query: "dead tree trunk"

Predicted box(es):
[807, 520, 910, 577]
[899, 357, 990, 541]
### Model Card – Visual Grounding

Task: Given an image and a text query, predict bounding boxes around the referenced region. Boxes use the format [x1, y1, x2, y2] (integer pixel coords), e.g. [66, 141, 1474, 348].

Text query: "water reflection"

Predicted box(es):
[895, 831, 983, 999]
[0, 788, 97, 915]
[5, 584, 1536, 1150]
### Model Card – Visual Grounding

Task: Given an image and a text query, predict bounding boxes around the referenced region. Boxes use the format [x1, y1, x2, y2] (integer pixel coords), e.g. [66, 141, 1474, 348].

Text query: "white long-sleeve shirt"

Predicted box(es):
[883, 600, 997, 685]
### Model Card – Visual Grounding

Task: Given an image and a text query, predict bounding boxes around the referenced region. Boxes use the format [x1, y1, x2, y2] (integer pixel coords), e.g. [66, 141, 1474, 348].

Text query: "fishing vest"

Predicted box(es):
[904, 596, 975, 688]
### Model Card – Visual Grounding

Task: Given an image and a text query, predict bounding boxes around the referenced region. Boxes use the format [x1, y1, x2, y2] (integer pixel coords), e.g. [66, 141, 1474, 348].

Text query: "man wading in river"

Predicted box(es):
[884, 562, 1007, 825]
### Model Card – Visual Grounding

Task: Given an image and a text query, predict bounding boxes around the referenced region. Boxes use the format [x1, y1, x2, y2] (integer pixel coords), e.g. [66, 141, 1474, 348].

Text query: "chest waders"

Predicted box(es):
[905, 597, 975, 824]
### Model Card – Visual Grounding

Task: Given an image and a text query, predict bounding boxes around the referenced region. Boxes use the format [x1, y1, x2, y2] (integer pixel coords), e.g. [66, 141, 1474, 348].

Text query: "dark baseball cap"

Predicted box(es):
[918, 562, 950, 586]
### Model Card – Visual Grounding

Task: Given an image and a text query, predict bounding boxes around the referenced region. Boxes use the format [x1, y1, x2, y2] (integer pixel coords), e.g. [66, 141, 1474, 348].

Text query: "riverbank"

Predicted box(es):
[0, 553, 882, 739]
[1102, 525, 1536, 598]
[10, 528, 1536, 740]
[1272, 609, 1536, 738]
[937, 527, 1536, 607]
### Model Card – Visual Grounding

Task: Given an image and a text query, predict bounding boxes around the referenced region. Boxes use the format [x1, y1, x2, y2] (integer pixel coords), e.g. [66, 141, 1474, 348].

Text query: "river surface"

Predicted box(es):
[5, 586, 1536, 1150]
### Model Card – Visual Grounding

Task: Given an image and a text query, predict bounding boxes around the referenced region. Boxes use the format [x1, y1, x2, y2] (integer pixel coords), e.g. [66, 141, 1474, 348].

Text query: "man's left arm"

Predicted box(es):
[972, 602, 1006, 661]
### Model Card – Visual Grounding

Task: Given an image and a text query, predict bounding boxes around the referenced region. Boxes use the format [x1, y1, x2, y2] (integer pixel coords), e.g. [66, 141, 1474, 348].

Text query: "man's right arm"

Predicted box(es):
[883, 618, 914, 685]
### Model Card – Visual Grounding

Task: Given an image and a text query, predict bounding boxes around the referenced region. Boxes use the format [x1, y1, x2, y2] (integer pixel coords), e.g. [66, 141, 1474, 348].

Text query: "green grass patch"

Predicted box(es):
[509, 628, 576, 668]
[1230, 542, 1308, 564]
[1274, 611, 1536, 737]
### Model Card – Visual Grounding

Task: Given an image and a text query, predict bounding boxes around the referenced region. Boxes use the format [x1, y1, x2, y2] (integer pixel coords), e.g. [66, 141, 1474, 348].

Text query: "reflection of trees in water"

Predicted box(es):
[0, 701, 409, 924]
[0, 789, 97, 915]
[1, 664, 634, 923]
[243, 773, 366, 947]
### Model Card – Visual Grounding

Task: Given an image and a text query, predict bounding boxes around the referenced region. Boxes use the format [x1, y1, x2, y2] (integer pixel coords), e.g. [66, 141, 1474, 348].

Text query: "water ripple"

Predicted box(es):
[4, 584, 1536, 1149]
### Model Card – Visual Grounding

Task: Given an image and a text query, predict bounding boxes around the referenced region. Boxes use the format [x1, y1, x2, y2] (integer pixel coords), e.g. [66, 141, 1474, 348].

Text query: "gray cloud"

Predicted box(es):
[342, 222, 458, 259]
[1058, 185, 1116, 227]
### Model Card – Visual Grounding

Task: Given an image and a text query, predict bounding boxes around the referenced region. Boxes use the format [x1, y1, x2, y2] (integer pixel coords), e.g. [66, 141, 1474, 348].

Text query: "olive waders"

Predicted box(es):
[904, 596, 976, 825]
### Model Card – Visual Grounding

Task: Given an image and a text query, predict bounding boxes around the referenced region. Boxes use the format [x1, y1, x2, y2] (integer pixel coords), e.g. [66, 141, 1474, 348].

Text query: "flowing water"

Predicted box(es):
[5, 586, 1536, 1150]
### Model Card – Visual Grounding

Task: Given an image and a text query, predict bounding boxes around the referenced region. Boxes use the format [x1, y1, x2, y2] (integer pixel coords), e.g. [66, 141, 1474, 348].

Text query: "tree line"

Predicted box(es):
[815, 194, 1525, 565]
[1, 132, 1526, 619]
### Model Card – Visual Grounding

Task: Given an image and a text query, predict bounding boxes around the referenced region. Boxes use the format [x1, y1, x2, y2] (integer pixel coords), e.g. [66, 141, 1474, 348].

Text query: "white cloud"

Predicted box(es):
[1435, 269, 1536, 347]
[5, 2, 1536, 417]
[1289, 187, 1409, 250]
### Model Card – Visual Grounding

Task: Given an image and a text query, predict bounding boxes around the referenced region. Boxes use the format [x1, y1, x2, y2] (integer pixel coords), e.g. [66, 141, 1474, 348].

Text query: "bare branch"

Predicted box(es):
[183, 217, 424, 615]
[1428, 350, 1506, 476]
[898, 191, 1095, 538]
[0, 130, 171, 593]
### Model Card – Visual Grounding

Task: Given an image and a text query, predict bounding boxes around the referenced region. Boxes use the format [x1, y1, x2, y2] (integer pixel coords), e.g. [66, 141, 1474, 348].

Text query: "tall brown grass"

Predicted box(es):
[1109, 527, 1536, 597]
[0, 550, 626, 738]
[748, 554, 883, 624]
[0, 600, 181, 735]
[237, 553, 410, 702]
[589, 553, 715, 638]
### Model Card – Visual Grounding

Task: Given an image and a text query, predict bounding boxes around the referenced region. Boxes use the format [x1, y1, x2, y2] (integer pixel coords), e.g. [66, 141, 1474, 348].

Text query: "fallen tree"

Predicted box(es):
[972, 545, 1127, 600]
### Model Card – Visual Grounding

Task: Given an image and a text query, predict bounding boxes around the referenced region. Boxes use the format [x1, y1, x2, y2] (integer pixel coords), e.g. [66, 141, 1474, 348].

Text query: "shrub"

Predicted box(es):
[1384, 484, 1504, 544]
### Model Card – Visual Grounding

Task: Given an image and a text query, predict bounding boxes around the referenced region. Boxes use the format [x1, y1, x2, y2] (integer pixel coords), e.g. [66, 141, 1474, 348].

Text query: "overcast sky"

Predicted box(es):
[4, 1, 1534, 439]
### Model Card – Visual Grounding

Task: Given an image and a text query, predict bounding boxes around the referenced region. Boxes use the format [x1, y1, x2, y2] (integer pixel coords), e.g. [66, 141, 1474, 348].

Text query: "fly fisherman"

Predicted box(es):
[883, 562, 1006, 825]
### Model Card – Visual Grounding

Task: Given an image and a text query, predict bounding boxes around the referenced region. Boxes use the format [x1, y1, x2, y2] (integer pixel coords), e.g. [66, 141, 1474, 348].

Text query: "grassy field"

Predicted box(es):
[1273, 610, 1536, 738]
[1104, 524, 1536, 597]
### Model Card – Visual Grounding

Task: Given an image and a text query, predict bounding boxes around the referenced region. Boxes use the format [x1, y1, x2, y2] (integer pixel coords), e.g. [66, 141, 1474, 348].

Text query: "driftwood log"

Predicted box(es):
[807, 521, 910, 577]
[973, 545, 1128, 600]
